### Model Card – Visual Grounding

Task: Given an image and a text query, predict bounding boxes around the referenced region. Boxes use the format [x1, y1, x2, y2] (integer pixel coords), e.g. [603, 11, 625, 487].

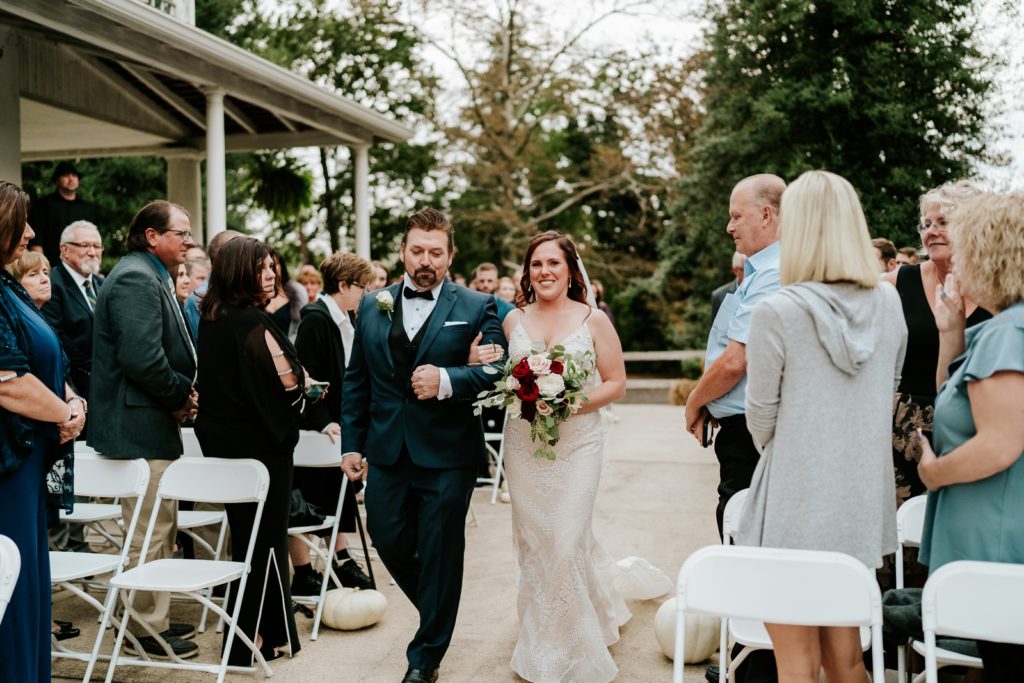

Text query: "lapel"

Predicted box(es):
[55, 264, 92, 318]
[376, 283, 402, 370]
[412, 279, 457, 368]
[138, 253, 196, 364]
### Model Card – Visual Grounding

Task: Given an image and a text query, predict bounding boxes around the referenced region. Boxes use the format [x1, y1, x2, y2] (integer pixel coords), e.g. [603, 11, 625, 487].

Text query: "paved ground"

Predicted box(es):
[53, 404, 721, 682]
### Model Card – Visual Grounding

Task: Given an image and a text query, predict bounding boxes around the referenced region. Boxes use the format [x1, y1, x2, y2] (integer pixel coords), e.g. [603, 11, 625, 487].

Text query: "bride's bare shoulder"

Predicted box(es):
[502, 306, 524, 335]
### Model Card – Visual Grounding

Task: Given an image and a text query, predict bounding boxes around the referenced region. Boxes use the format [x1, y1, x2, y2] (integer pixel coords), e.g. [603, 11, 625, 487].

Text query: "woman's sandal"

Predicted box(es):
[258, 643, 285, 662]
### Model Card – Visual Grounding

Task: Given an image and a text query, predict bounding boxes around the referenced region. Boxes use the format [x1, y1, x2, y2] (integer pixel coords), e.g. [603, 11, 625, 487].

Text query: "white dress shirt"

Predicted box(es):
[319, 293, 355, 367]
[401, 280, 453, 400]
[62, 261, 96, 311]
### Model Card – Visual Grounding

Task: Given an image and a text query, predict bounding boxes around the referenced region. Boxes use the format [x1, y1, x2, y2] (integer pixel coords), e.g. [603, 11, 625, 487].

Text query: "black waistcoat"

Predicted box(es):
[388, 294, 433, 395]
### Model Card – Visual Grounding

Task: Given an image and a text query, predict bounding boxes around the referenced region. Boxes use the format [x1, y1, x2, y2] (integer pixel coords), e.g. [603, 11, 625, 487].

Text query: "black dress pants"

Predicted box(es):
[365, 449, 477, 670]
[713, 414, 762, 538]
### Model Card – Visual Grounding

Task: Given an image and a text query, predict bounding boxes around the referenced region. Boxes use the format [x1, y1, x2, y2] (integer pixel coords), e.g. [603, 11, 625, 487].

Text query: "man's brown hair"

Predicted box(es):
[403, 207, 454, 252]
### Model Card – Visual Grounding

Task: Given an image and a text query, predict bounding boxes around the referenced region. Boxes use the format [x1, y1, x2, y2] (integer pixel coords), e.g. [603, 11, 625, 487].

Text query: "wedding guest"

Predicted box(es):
[195, 237, 315, 664]
[185, 248, 211, 291]
[872, 237, 898, 273]
[174, 263, 191, 307]
[496, 276, 517, 304]
[183, 230, 242, 339]
[711, 252, 746, 324]
[917, 192, 1024, 681]
[0, 181, 83, 683]
[880, 180, 991, 587]
[7, 251, 52, 308]
[472, 261, 514, 320]
[265, 247, 304, 339]
[895, 247, 920, 267]
[290, 251, 375, 595]
[28, 161, 98, 265]
[591, 278, 614, 327]
[738, 170, 906, 681]
[296, 267, 323, 304]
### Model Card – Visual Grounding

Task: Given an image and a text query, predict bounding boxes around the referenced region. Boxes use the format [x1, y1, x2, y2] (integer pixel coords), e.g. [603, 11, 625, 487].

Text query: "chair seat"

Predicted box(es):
[60, 502, 122, 523]
[288, 516, 335, 535]
[731, 620, 871, 650]
[110, 559, 244, 592]
[178, 510, 224, 529]
[50, 551, 120, 582]
[911, 640, 983, 667]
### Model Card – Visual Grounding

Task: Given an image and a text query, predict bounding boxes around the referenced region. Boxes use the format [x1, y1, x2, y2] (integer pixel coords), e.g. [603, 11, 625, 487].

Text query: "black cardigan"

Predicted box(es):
[295, 298, 347, 431]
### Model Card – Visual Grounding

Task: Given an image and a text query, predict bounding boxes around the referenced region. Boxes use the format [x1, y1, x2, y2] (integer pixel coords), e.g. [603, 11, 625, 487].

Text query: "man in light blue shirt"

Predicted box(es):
[685, 174, 786, 535]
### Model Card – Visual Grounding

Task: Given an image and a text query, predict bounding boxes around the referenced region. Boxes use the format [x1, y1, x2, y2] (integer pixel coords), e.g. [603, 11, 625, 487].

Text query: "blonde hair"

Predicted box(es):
[6, 251, 50, 281]
[948, 193, 1024, 311]
[779, 171, 879, 288]
[918, 180, 983, 221]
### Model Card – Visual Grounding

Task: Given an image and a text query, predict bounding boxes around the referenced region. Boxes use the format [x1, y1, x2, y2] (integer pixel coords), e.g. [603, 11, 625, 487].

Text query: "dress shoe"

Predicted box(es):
[51, 622, 80, 641]
[401, 668, 438, 683]
[291, 569, 326, 597]
[705, 665, 720, 682]
[163, 623, 197, 640]
[124, 634, 199, 660]
[334, 558, 374, 590]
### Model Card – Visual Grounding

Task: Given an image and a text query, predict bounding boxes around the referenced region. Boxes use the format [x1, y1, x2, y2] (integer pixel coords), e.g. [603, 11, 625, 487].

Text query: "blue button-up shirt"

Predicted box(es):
[704, 241, 781, 419]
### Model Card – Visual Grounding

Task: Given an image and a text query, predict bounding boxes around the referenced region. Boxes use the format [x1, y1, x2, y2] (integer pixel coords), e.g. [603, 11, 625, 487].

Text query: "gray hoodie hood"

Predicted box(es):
[777, 282, 882, 376]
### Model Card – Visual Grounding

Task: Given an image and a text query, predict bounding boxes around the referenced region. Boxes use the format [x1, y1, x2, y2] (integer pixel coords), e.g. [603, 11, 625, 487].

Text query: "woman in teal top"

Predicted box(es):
[918, 192, 1024, 682]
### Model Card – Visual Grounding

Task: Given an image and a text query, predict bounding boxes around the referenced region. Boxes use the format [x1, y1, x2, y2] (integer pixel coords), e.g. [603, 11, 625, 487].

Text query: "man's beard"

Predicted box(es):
[410, 266, 443, 289]
[78, 258, 101, 276]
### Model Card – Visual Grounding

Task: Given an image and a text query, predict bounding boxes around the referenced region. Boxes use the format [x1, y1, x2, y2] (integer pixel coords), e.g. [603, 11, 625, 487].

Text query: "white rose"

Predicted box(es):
[375, 290, 394, 312]
[535, 399, 553, 416]
[505, 375, 521, 391]
[527, 354, 552, 375]
[508, 397, 522, 419]
[535, 373, 565, 398]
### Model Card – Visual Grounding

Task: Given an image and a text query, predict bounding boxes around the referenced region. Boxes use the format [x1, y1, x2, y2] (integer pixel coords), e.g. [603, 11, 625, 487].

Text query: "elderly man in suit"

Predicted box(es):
[342, 208, 507, 683]
[88, 201, 200, 660]
[710, 251, 746, 325]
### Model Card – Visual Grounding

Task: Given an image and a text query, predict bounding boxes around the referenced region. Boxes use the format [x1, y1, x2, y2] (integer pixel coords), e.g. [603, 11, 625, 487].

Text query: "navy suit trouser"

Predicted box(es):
[365, 448, 477, 670]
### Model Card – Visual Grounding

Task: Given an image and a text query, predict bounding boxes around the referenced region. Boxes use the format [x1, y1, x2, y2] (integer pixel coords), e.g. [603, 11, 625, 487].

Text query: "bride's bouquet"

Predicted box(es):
[474, 346, 593, 460]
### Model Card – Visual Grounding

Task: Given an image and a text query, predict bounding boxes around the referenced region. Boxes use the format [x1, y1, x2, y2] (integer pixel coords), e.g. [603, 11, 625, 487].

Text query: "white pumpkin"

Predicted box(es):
[654, 597, 720, 663]
[321, 587, 388, 630]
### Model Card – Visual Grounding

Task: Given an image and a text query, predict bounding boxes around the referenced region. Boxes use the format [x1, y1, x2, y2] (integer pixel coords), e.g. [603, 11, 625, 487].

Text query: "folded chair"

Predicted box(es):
[103, 458, 271, 683]
[921, 560, 1024, 683]
[0, 534, 19, 625]
[673, 545, 884, 683]
[50, 456, 150, 682]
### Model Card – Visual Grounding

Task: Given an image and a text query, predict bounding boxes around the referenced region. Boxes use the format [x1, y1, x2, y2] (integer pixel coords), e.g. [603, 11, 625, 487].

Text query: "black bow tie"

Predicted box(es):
[403, 287, 434, 301]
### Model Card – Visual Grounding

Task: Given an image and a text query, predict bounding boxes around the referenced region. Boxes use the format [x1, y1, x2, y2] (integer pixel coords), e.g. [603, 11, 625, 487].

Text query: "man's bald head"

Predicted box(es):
[735, 174, 786, 215]
[208, 230, 243, 267]
[727, 174, 786, 257]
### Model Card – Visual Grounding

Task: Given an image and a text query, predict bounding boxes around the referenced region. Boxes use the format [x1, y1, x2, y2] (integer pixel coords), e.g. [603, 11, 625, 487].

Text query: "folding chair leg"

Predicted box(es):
[489, 445, 505, 505]
[199, 514, 229, 634]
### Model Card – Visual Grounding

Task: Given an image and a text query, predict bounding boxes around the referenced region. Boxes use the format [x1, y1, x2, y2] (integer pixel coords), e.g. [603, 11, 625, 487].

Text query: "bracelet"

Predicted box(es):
[67, 395, 88, 414]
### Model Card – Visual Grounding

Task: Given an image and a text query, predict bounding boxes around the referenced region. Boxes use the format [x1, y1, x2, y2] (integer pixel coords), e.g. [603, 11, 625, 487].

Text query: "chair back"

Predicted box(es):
[180, 427, 204, 458]
[293, 431, 342, 468]
[72, 456, 151, 499]
[74, 442, 98, 457]
[0, 535, 20, 624]
[923, 560, 1024, 645]
[897, 494, 928, 547]
[158, 457, 269, 504]
[722, 489, 749, 545]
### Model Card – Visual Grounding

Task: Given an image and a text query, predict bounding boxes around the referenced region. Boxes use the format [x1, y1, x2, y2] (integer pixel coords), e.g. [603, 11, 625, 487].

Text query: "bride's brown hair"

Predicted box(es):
[519, 231, 589, 306]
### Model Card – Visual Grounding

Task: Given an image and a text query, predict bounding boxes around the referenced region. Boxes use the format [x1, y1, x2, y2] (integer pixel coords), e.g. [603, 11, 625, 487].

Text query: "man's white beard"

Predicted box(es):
[78, 259, 101, 276]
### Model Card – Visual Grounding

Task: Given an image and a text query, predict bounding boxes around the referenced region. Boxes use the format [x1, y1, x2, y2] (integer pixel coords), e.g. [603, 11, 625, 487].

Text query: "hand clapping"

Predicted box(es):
[934, 273, 966, 335]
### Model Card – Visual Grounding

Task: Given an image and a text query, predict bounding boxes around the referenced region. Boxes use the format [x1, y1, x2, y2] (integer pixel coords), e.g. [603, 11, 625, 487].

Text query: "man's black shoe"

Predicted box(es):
[124, 634, 198, 660]
[291, 569, 326, 597]
[163, 623, 197, 640]
[401, 668, 438, 683]
[705, 664, 720, 682]
[334, 558, 374, 590]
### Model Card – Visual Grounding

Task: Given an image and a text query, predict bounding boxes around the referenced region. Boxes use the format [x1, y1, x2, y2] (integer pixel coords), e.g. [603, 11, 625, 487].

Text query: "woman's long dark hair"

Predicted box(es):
[519, 231, 589, 305]
[200, 237, 271, 321]
[0, 181, 30, 263]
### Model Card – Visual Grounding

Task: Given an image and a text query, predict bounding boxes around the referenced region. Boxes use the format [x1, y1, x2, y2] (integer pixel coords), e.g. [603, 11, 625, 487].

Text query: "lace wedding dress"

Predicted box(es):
[503, 320, 668, 683]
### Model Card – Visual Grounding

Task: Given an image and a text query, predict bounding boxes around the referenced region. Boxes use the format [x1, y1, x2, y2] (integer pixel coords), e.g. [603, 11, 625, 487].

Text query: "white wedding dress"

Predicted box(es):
[503, 319, 668, 683]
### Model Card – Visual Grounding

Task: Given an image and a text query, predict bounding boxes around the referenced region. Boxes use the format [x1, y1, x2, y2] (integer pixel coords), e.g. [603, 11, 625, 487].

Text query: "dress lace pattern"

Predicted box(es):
[503, 321, 629, 683]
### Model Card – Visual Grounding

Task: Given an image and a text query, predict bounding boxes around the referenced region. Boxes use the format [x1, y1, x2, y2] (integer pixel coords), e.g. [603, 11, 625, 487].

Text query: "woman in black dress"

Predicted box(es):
[195, 237, 319, 664]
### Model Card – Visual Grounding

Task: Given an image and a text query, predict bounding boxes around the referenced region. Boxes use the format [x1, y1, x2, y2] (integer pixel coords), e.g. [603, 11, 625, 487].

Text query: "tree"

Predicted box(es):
[661, 0, 996, 348]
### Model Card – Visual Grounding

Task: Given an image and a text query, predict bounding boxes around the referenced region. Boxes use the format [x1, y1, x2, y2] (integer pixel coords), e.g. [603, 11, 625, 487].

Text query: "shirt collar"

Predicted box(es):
[402, 278, 445, 300]
[318, 292, 350, 327]
[744, 241, 781, 278]
[61, 261, 90, 288]
[144, 252, 172, 283]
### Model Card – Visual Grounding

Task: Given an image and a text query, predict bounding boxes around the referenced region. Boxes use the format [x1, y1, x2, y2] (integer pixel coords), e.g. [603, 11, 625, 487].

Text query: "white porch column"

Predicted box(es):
[166, 155, 204, 243]
[352, 144, 370, 259]
[0, 29, 21, 186]
[204, 88, 226, 241]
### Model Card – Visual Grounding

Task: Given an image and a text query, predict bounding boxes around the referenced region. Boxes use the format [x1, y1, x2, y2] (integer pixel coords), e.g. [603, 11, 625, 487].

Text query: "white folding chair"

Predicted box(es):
[922, 560, 1024, 683]
[103, 458, 272, 683]
[288, 430, 350, 641]
[893, 495, 982, 682]
[672, 545, 884, 683]
[56, 447, 125, 551]
[476, 411, 508, 505]
[50, 457, 150, 682]
[0, 534, 20, 625]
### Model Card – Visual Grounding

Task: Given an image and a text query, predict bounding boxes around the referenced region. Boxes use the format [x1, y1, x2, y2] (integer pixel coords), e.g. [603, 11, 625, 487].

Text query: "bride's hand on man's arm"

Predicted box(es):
[468, 332, 504, 365]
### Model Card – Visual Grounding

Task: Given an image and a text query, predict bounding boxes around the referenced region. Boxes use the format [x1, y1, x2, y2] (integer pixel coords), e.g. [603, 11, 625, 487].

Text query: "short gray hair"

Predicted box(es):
[60, 220, 101, 245]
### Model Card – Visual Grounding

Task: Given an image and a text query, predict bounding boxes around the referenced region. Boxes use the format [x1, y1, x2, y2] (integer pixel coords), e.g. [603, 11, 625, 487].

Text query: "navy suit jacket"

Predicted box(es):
[341, 280, 507, 469]
[41, 263, 102, 390]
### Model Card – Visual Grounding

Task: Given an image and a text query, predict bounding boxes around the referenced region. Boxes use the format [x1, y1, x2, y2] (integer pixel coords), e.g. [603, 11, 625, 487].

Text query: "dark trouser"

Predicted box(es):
[365, 450, 477, 670]
[713, 414, 761, 538]
[977, 640, 1024, 682]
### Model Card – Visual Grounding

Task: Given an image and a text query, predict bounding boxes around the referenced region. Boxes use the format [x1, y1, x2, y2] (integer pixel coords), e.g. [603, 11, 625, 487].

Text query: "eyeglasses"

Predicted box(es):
[65, 241, 103, 251]
[918, 218, 948, 234]
[165, 229, 195, 242]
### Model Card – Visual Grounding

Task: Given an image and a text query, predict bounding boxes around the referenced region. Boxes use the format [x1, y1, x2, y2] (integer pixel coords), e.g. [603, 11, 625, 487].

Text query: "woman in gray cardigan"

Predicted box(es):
[736, 170, 907, 681]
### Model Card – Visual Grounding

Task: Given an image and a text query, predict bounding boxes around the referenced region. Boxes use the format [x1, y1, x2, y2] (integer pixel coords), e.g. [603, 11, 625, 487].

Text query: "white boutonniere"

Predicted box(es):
[376, 290, 394, 320]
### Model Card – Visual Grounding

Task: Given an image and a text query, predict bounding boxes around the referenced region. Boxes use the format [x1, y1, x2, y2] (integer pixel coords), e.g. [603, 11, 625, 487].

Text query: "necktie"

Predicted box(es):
[83, 278, 97, 310]
[403, 287, 434, 301]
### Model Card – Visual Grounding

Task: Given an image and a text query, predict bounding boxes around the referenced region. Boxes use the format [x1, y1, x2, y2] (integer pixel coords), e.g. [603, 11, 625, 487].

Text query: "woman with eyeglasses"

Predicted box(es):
[879, 180, 992, 588]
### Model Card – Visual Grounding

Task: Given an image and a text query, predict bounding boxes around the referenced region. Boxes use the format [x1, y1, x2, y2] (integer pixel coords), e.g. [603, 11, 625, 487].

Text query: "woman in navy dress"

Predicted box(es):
[0, 181, 84, 682]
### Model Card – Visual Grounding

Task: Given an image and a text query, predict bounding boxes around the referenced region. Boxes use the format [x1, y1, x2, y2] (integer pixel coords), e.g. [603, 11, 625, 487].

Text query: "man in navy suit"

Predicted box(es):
[341, 208, 507, 683]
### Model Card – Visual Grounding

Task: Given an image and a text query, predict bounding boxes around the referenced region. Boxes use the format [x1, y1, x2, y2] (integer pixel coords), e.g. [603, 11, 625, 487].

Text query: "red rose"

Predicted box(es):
[549, 360, 564, 375]
[520, 399, 537, 422]
[517, 381, 540, 402]
[511, 358, 532, 380]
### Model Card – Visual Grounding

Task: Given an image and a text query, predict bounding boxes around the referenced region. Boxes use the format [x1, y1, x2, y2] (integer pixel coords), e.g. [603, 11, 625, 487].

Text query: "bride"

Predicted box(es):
[497, 231, 641, 683]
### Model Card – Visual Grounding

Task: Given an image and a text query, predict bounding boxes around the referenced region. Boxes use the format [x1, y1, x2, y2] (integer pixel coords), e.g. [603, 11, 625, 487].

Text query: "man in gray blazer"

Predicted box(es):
[88, 200, 199, 659]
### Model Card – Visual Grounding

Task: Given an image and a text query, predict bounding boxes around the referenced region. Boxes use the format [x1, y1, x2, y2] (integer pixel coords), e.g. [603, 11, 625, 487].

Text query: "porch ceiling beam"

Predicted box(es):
[120, 62, 206, 130]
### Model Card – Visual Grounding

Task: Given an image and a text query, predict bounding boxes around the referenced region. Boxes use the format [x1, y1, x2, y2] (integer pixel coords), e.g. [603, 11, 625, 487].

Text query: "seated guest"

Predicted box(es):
[917, 192, 1024, 681]
[290, 251, 375, 594]
[737, 171, 906, 681]
[7, 251, 52, 308]
[195, 236, 323, 664]
[0, 181, 83, 682]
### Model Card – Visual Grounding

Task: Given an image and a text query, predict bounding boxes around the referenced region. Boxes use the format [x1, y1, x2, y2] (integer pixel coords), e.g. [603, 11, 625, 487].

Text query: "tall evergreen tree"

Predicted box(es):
[661, 0, 995, 348]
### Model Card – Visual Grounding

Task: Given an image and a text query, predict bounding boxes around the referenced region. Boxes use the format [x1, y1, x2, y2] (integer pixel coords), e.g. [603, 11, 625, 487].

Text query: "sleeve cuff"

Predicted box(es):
[438, 367, 454, 400]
